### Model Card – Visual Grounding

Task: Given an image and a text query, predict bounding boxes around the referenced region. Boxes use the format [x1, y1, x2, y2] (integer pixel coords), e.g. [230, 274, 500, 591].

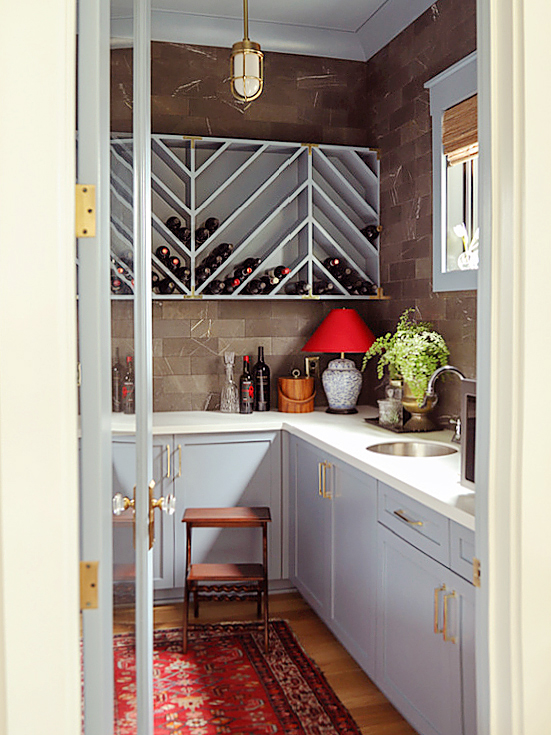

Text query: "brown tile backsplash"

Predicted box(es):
[111, 0, 477, 421]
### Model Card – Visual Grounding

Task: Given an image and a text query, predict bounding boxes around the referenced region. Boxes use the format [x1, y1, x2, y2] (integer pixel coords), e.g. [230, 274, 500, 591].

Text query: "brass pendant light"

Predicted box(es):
[230, 0, 264, 102]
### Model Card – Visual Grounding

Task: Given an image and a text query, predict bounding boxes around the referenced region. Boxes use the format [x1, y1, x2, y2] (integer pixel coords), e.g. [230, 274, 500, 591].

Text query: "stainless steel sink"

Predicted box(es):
[366, 441, 457, 457]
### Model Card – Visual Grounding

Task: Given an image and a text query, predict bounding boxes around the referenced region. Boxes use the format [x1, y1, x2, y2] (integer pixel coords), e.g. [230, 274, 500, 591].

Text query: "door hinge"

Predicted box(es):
[75, 184, 96, 238]
[473, 557, 481, 587]
[80, 561, 99, 610]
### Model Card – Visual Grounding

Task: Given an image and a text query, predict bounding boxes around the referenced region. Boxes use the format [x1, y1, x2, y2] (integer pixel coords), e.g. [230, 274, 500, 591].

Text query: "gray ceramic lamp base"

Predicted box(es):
[322, 358, 363, 414]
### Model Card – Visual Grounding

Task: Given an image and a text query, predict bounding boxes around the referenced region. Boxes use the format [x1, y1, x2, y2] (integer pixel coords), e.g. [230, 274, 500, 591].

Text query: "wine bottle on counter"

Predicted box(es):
[195, 227, 210, 244]
[284, 280, 309, 295]
[112, 348, 123, 412]
[155, 245, 170, 262]
[253, 346, 270, 411]
[165, 215, 181, 232]
[204, 217, 220, 234]
[239, 356, 254, 414]
[267, 265, 290, 279]
[122, 355, 135, 414]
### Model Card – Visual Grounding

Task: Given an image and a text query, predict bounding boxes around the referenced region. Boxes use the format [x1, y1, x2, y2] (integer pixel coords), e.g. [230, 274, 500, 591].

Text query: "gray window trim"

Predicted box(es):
[425, 52, 478, 292]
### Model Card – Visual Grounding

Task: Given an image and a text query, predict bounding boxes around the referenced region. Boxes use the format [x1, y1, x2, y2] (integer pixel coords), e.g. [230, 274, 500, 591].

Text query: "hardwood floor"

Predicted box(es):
[114, 590, 417, 735]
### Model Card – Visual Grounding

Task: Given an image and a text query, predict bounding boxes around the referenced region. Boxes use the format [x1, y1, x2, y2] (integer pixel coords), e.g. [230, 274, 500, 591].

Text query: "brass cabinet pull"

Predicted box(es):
[443, 591, 457, 643]
[393, 509, 423, 526]
[177, 444, 182, 477]
[323, 461, 332, 499]
[318, 462, 323, 496]
[433, 584, 446, 634]
[166, 444, 171, 478]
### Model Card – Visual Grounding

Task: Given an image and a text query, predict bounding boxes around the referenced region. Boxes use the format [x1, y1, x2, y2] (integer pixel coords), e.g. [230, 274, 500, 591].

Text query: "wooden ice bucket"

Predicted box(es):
[278, 375, 316, 413]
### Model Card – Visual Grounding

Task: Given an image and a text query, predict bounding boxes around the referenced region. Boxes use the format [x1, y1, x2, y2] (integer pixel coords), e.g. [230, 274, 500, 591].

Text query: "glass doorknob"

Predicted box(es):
[112, 492, 134, 516]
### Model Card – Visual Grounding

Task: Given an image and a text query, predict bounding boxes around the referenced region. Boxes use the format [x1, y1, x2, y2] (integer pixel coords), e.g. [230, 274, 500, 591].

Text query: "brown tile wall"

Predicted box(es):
[111, 0, 478, 419]
[357, 0, 478, 422]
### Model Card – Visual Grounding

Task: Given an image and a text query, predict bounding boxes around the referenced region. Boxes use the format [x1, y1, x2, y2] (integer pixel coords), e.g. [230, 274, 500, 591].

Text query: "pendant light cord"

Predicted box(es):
[243, 0, 249, 40]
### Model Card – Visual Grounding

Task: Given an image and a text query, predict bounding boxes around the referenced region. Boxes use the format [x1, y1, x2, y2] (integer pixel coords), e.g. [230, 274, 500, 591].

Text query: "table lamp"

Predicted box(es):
[302, 308, 376, 414]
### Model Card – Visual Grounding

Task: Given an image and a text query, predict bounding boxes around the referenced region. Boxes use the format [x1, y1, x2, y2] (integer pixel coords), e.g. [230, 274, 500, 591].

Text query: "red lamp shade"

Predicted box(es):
[302, 308, 375, 354]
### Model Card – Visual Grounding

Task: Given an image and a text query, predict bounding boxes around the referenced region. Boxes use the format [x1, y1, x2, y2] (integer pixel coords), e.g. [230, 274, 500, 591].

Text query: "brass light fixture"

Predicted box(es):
[230, 0, 264, 102]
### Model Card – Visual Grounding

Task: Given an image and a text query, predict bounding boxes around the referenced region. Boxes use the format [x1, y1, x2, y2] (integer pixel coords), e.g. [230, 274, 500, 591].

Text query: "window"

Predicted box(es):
[425, 53, 478, 291]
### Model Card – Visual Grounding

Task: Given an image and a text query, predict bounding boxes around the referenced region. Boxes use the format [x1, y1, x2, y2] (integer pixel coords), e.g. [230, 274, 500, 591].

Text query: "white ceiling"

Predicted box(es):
[110, 0, 436, 61]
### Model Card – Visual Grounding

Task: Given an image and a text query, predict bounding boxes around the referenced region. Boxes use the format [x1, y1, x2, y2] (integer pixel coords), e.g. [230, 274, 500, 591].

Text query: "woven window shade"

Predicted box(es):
[442, 95, 478, 165]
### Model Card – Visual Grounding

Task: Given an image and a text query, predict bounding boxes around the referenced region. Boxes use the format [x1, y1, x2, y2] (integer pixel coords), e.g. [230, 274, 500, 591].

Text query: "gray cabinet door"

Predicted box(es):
[331, 462, 378, 679]
[377, 524, 463, 735]
[173, 431, 282, 588]
[289, 437, 332, 619]
[112, 435, 175, 590]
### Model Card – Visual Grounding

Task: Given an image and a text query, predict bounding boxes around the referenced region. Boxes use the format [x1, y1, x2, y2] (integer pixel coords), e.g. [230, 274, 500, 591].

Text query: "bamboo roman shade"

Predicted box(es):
[442, 94, 478, 166]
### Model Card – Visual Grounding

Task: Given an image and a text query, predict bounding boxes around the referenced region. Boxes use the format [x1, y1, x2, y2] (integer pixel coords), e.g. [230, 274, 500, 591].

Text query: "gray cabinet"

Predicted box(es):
[112, 434, 175, 590]
[172, 431, 282, 589]
[377, 482, 476, 735]
[288, 435, 378, 678]
[112, 430, 282, 598]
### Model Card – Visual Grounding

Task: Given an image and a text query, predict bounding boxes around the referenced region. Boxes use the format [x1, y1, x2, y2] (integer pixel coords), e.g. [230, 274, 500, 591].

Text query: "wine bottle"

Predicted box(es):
[176, 226, 191, 243]
[239, 356, 254, 414]
[268, 265, 290, 279]
[243, 257, 261, 271]
[204, 217, 220, 234]
[205, 279, 224, 294]
[223, 277, 241, 294]
[313, 280, 328, 295]
[252, 346, 270, 411]
[243, 279, 266, 295]
[165, 215, 181, 232]
[122, 355, 135, 414]
[213, 242, 234, 258]
[155, 245, 170, 262]
[195, 265, 212, 284]
[111, 276, 123, 294]
[167, 256, 181, 272]
[323, 257, 340, 271]
[361, 224, 380, 243]
[234, 265, 253, 280]
[195, 227, 210, 244]
[259, 275, 278, 292]
[174, 266, 191, 283]
[112, 348, 123, 412]
[284, 280, 309, 295]
[157, 277, 176, 294]
[152, 272, 161, 291]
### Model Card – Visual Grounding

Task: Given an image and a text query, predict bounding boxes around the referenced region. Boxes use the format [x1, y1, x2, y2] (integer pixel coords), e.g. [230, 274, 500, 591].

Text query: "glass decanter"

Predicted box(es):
[220, 351, 239, 413]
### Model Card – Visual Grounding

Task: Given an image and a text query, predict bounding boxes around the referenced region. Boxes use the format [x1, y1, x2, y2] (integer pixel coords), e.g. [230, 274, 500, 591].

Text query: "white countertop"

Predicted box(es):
[111, 407, 475, 530]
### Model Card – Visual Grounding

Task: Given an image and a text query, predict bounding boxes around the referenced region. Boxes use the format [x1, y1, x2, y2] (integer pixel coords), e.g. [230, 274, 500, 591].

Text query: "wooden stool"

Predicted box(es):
[182, 506, 271, 653]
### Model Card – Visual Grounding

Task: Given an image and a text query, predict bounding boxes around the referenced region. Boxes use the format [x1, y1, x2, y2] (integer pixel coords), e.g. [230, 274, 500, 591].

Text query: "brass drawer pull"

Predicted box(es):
[318, 462, 323, 496]
[166, 444, 171, 478]
[443, 591, 457, 644]
[394, 509, 423, 526]
[177, 444, 182, 478]
[433, 584, 446, 634]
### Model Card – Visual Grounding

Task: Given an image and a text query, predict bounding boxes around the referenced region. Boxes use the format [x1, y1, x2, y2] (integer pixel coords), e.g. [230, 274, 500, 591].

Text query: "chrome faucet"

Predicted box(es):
[420, 365, 466, 408]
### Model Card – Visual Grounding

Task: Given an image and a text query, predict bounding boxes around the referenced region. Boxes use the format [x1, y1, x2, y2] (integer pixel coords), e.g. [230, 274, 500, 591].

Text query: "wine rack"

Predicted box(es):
[110, 134, 382, 300]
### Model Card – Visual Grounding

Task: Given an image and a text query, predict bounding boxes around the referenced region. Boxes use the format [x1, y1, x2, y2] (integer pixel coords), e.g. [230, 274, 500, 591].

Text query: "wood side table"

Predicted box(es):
[182, 506, 271, 653]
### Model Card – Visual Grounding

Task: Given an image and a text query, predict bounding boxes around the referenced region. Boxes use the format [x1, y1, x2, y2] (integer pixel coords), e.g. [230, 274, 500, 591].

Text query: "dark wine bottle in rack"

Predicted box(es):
[242, 257, 261, 271]
[284, 280, 309, 295]
[223, 277, 241, 294]
[259, 275, 278, 293]
[323, 257, 340, 270]
[157, 278, 176, 295]
[165, 216, 181, 232]
[195, 227, 210, 244]
[204, 217, 220, 234]
[167, 256, 181, 272]
[234, 264, 253, 280]
[176, 226, 191, 243]
[195, 265, 212, 284]
[174, 266, 191, 283]
[205, 280, 224, 295]
[152, 272, 161, 291]
[213, 242, 233, 258]
[267, 265, 290, 279]
[111, 276, 123, 294]
[361, 224, 380, 243]
[243, 279, 266, 295]
[155, 245, 170, 262]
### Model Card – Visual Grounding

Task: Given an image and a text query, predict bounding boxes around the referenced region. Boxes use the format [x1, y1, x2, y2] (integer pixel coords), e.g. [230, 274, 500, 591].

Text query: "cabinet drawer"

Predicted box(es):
[377, 482, 450, 566]
[450, 522, 475, 582]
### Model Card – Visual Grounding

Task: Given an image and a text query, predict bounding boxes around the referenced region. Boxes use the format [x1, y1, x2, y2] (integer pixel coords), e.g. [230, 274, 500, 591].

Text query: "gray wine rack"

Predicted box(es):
[110, 134, 382, 299]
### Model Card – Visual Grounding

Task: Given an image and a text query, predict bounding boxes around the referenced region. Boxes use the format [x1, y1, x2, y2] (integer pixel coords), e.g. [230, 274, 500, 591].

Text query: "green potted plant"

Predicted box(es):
[362, 309, 450, 430]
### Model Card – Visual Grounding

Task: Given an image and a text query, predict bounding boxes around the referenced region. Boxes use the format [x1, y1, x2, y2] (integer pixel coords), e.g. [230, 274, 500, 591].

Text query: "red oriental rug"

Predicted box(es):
[114, 619, 362, 734]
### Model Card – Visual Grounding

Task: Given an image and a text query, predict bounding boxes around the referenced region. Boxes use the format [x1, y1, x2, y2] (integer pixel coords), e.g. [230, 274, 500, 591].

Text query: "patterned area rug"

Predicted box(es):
[114, 619, 362, 734]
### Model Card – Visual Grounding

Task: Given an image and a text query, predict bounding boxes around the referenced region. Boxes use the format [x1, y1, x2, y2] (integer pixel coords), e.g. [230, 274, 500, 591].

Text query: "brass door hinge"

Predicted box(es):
[473, 557, 481, 587]
[75, 184, 96, 238]
[80, 561, 99, 610]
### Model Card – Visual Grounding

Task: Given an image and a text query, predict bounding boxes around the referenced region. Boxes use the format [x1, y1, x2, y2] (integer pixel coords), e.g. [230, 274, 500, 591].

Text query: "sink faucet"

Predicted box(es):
[420, 365, 466, 408]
